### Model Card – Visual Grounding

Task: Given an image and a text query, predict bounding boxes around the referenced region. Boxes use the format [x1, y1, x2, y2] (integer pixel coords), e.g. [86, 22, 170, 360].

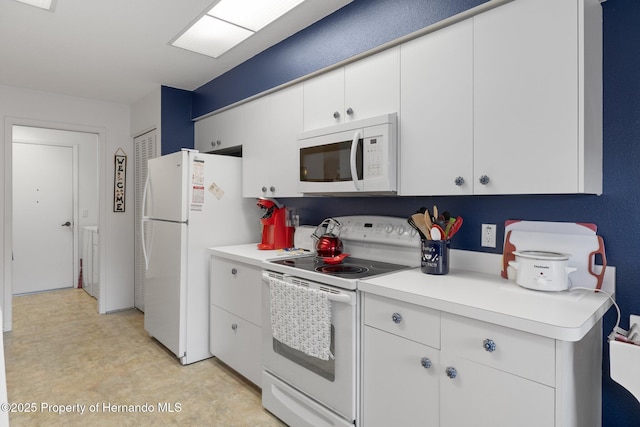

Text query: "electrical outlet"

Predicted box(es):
[481, 224, 497, 248]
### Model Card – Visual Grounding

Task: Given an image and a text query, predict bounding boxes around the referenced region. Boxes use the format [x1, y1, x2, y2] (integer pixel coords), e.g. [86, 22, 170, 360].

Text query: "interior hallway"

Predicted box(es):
[3, 288, 285, 426]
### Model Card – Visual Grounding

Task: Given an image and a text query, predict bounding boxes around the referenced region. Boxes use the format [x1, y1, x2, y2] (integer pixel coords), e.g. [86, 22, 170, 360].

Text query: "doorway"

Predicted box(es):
[11, 126, 99, 295]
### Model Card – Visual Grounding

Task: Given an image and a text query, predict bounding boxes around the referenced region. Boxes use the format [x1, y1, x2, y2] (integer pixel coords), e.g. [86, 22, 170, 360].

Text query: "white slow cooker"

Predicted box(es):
[508, 250, 577, 291]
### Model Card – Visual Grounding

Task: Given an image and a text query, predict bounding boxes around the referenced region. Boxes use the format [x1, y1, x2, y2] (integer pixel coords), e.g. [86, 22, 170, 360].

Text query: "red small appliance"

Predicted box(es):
[257, 198, 294, 250]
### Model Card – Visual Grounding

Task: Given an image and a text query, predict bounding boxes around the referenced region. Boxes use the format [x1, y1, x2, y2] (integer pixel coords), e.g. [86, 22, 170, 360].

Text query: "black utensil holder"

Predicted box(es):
[421, 239, 450, 275]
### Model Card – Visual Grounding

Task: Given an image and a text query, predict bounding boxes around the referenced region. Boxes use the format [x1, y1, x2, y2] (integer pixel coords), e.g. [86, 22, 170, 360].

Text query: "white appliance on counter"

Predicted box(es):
[298, 113, 397, 195]
[261, 216, 420, 427]
[142, 149, 257, 365]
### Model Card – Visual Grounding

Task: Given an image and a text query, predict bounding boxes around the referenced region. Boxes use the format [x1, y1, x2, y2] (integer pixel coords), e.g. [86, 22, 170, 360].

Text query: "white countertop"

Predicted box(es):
[359, 267, 614, 342]
[208, 244, 614, 342]
[208, 244, 310, 268]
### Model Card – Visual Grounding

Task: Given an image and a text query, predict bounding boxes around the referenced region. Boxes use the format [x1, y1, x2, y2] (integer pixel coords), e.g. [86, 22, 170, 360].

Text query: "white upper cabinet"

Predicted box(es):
[399, 19, 474, 196]
[242, 84, 303, 198]
[194, 106, 244, 154]
[303, 47, 400, 130]
[472, 0, 602, 195]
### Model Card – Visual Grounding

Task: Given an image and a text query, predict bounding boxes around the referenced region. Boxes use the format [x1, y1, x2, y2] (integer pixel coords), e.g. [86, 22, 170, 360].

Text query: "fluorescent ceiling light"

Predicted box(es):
[172, 15, 253, 59]
[14, 0, 54, 10]
[171, 0, 305, 58]
[208, 0, 305, 32]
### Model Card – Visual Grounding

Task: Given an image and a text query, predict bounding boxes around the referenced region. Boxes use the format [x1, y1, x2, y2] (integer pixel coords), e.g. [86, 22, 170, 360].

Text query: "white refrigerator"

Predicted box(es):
[142, 149, 258, 365]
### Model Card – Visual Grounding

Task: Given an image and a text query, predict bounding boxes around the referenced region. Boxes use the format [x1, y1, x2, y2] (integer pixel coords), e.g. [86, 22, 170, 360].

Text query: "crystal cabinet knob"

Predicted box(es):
[483, 338, 496, 352]
[454, 176, 465, 186]
[479, 175, 490, 185]
[346, 107, 354, 116]
[421, 357, 432, 369]
[446, 367, 457, 379]
[333, 111, 340, 119]
[391, 312, 403, 324]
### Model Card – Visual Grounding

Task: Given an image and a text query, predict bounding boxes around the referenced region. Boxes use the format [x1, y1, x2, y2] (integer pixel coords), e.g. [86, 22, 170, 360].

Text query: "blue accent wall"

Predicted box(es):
[165, 0, 640, 424]
[192, 0, 489, 117]
[160, 86, 194, 155]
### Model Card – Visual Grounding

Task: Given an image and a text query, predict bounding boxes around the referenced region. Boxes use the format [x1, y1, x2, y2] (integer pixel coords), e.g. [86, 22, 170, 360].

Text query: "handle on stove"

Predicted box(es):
[262, 271, 354, 305]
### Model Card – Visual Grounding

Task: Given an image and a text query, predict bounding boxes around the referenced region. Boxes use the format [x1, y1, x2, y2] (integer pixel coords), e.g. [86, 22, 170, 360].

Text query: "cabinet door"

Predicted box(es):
[473, 0, 578, 194]
[399, 20, 473, 196]
[345, 47, 400, 123]
[303, 68, 345, 130]
[362, 326, 439, 427]
[210, 306, 262, 386]
[194, 106, 244, 153]
[243, 84, 303, 198]
[210, 257, 261, 326]
[440, 355, 554, 427]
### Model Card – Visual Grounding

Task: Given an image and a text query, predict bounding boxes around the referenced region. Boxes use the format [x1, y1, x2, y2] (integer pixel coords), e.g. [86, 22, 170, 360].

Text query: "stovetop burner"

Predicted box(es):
[315, 264, 369, 275]
[270, 255, 408, 280]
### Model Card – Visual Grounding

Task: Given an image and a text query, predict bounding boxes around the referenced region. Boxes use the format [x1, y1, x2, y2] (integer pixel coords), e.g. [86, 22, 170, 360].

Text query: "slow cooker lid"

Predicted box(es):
[513, 250, 571, 261]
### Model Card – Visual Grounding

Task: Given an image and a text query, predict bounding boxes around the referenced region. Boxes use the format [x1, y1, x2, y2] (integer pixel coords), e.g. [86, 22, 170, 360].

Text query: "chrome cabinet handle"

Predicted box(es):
[483, 338, 496, 352]
[270, 186, 275, 192]
[231, 323, 238, 331]
[454, 176, 465, 186]
[333, 111, 340, 119]
[479, 175, 490, 185]
[446, 367, 457, 379]
[391, 312, 402, 324]
[231, 268, 237, 275]
[346, 107, 354, 116]
[61, 221, 71, 227]
[421, 357, 431, 369]
[261, 186, 267, 192]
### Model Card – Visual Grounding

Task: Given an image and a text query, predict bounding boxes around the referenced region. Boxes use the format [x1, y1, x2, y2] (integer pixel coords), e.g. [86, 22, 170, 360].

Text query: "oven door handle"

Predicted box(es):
[326, 292, 352, 304]
[350, 130, 362, 191]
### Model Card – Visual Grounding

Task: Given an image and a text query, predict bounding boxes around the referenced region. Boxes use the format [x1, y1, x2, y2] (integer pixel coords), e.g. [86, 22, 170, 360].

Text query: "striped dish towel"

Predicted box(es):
[269, 276, 333, 361]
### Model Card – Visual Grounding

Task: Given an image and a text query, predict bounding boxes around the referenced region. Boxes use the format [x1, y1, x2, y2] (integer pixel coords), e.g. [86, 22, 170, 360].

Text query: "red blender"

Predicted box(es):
[257, 198, 294, 250]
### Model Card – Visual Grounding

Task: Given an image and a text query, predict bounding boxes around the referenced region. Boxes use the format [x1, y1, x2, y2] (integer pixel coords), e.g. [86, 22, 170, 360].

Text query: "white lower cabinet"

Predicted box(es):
[210, 256, 262, 386]
[361, 293, 602, 427]
[363, 326, 439, 426]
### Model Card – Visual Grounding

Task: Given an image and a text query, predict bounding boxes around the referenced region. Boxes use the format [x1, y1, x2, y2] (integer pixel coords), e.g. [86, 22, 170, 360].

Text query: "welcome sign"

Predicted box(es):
[114, 148, 127, 212]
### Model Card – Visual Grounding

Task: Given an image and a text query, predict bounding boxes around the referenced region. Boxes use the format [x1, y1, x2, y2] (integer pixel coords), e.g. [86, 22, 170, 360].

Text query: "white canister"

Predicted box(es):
[508, 250, 577, 291]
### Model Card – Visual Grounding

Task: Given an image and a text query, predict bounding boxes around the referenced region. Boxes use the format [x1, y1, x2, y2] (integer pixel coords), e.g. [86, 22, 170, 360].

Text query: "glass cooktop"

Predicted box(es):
[270, 256, 410, 279]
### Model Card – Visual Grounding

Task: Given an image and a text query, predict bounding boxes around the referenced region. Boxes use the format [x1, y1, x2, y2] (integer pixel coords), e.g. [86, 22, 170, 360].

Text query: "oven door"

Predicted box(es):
[262, 271, 357, 422]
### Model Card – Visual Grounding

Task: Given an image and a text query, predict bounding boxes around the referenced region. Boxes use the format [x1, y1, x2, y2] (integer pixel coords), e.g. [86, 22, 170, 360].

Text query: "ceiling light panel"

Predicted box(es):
[208, 0, 305, 31]
[14, 0, 54, 10]
[172, 15, 253, 58]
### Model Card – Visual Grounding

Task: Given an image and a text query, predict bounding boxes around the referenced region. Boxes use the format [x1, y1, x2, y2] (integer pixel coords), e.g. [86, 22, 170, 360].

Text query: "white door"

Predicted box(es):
[13, 143, 74, 294]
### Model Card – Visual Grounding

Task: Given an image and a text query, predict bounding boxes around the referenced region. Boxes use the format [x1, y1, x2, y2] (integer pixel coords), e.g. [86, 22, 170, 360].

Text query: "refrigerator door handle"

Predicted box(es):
[141, 173, 151, 270]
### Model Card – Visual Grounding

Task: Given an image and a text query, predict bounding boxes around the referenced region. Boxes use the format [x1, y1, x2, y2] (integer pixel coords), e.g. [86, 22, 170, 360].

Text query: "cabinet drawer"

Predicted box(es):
[210, 305, 262, 386]
[441, 312, 555, 386]
[364, 293, 440, 348]
[210, 257, 261, 325]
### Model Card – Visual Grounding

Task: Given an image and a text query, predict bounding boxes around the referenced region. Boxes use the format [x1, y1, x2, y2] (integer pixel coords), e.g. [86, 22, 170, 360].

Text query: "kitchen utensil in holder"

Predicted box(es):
[421, 239, 450, 275]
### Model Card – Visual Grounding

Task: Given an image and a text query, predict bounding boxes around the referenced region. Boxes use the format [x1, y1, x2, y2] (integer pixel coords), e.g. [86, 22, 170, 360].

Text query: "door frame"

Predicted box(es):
[3, 117, 105, 330]
[12, 141, 78, 294]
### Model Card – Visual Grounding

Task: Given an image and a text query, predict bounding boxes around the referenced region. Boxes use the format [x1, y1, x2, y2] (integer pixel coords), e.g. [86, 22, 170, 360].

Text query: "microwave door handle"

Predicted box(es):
[350, 131, 362, 191]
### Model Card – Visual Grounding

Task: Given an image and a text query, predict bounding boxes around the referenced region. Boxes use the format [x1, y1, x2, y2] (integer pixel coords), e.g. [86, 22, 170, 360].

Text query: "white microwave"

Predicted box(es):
[297, 113, 398, 195]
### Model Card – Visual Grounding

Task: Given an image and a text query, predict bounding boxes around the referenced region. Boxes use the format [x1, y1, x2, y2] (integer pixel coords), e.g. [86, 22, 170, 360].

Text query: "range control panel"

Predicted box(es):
[333, 215, 420, 248]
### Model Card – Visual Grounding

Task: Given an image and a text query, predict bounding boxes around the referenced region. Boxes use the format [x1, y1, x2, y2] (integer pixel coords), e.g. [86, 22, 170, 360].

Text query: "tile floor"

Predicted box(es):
[3, 288, 285, 427]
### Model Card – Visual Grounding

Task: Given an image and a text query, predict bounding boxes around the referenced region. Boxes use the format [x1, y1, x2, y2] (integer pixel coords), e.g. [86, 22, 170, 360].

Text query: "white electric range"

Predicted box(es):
[261, 216, 420, 427]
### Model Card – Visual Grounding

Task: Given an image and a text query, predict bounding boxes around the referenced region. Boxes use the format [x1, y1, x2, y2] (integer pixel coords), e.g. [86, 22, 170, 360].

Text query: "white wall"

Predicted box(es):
[1, 83, 135, 330]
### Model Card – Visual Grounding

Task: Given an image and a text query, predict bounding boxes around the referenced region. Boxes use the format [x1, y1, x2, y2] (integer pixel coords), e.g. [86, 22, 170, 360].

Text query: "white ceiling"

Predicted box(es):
[0, 0, 351, 105]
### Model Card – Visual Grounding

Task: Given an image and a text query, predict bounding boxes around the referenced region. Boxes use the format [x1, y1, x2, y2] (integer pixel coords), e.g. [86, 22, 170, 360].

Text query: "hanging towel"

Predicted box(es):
[269, 276, 333, 361]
